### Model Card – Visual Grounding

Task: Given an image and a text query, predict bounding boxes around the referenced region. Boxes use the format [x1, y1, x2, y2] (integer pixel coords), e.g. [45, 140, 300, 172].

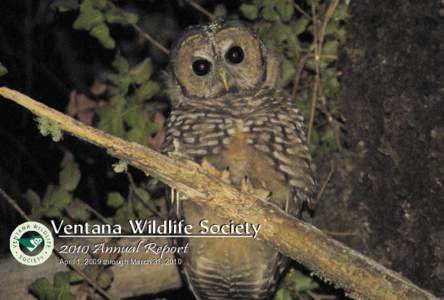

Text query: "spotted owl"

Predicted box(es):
[163, 20, 316, 300]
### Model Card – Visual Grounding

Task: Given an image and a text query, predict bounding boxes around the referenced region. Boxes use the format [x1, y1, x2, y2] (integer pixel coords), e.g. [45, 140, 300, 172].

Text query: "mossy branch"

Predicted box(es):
[0, 87, 438, 300]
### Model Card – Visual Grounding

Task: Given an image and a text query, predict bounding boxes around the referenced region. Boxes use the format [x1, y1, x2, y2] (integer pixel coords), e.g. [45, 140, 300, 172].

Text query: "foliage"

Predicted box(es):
[0, 62, 7, 77]
[36, 116, 63, 142]
[29, 268, 112, 300]
[240, 0, 349, 157]
[276, 268, 320, 299]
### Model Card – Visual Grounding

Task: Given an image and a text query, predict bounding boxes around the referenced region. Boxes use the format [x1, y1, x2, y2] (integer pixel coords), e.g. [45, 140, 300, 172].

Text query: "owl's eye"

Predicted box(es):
[225, 46, 244, 64]
[192, 59, 211, 76]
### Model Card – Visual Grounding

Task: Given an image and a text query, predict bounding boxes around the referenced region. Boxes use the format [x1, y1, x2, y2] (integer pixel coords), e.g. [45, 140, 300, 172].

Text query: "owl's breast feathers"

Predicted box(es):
[163, 89, 316, 213]
[164, 89, 316, 300]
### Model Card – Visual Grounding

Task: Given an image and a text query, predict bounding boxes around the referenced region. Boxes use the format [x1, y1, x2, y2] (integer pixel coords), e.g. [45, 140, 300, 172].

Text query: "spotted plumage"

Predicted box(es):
[163, 20, 316, 300]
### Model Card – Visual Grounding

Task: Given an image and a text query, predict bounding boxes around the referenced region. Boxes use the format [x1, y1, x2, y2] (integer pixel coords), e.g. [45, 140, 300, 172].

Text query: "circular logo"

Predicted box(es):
[10, 221, 54, 266]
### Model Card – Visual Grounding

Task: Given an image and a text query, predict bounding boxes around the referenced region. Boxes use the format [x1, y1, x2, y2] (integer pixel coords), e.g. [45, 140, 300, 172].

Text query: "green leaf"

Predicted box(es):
[214, 4, 227, 17]
[322, 40, 338, 55]
[29, 277, 52, 299]
[59, 152, 81, 191]
[293, 17, 309, 35]
[129, 58, 153, 85]
[0, 62, 7, 77]
[337, 28, 347, 43]
[134, 187, 150, 204]
[107, 192, 125, 208]
[274, 288, 292, 300]
[268, 23, 300, 58]
[262, 2, 280, 21]
[54, 289, 76, 300]
[305, 58, 328, 71]
[50, 0, 79, 12]
[97, 270, 114, 289]
[112, 52, 129, 73]
[42, 186, 72, 217]
[96, 96, 126, 137]
[240, 4, 259, 20]
[106, 73, 131, 94]
[90, 23, 115, 49]
[275, 0, 294, 22]
[133, 80, 160, 103]
[105, 7, 139, 25]
[146, 121, 159, 136]
[126, 127, 145, 144]
[123, 106, 146, 128]
[285, 269, 319, 293]
[24, 189, 41, 218]
[69, 271, 84, 284]
[112, 161, 128, 173]
[53, 272, 71, 290]
[335, 3, 348, 21]
[65, 199, 91, 221]
[36, 116, 63, 142]
[280, 59, 296, 87]
[73, 3, 104, 30]
[92, 0, 107, 10]
[324, 76, 340, 97]
[325, 21, 339, 35]
[134, 200, 152, 219]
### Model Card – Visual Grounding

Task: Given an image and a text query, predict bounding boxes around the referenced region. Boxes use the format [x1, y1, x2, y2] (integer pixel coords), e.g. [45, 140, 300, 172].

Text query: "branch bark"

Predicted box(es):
[0, 87, 438, 300]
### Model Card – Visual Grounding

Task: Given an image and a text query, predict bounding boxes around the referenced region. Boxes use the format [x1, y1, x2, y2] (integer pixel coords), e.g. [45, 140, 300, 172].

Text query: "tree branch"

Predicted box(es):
[0, 87, 438, 300]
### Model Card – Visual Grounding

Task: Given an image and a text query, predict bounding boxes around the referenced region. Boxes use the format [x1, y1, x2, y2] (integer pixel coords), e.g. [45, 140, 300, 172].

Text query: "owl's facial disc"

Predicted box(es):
[171, 23, 267, 99]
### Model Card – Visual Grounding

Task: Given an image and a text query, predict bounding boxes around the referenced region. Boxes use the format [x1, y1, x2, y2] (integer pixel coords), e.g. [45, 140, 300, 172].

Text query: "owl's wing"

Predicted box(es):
[251, 98, 317, 217]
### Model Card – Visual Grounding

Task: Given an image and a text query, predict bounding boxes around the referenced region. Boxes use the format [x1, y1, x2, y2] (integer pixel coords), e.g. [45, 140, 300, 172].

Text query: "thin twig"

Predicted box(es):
[184, 0, 214, 20]
[84, 202, 111, 225]
[307, 0, 321, 144]
[307, 0, 342, 144]
[319, 93, 343, 151]
[323, 230, 358, 237]
[307, 290, 338, 300]
[132, 24, 170, 55]
[0, 188, 29, 220]
[316, 161, 334, 202]
[0, 188, 117, 300]
[318, 0, 341, 47]
[126, 171, 164, 219]
[108, 1, 170, 55]
[293, 2, 311, 20]
[292, 51, 312, 99]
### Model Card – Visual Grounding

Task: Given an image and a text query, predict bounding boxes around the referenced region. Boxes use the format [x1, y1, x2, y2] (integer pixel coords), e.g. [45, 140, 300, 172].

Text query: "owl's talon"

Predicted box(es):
[241, 176, 254, 193]
[201, 158, 220, 177]
[241, 176, 271, 202]
[255, 189, 272, 202]
[221, 167, 231, 183]
[169, 139, 186, 159]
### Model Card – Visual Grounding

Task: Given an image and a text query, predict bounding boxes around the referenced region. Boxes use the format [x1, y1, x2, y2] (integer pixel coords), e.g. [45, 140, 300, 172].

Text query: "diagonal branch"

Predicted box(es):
[0, 87, 438, 300]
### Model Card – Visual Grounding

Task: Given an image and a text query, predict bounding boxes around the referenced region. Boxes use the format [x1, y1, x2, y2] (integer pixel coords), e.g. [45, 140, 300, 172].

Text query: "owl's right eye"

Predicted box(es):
[192, 59, 211, 76]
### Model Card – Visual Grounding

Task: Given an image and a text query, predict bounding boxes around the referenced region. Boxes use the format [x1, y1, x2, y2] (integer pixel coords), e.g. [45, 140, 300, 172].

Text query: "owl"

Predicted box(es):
[163, 20, 316, 300]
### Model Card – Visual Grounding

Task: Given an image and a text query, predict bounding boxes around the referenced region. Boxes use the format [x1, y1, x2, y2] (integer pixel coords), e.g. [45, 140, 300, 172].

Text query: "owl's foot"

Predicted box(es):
[221, 167, 231, 183]
[169, 139, 188, 160]
[201, 159, 231, 183]
[241, 176, 271, 202]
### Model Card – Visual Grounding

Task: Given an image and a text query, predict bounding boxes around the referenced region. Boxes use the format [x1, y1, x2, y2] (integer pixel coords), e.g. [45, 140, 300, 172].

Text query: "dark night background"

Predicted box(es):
[0, 0, 443, 299]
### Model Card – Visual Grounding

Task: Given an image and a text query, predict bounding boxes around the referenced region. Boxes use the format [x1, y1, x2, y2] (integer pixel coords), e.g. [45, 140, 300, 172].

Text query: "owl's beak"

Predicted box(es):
[218, 68, 230, 92]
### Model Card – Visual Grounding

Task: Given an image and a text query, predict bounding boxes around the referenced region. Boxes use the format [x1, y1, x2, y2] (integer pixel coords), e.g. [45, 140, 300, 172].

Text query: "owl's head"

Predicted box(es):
[167, 20, 280, 102]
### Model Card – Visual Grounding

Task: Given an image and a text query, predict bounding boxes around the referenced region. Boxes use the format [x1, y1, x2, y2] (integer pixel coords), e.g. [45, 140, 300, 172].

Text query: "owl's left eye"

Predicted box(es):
[225, 46, 244, 64]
